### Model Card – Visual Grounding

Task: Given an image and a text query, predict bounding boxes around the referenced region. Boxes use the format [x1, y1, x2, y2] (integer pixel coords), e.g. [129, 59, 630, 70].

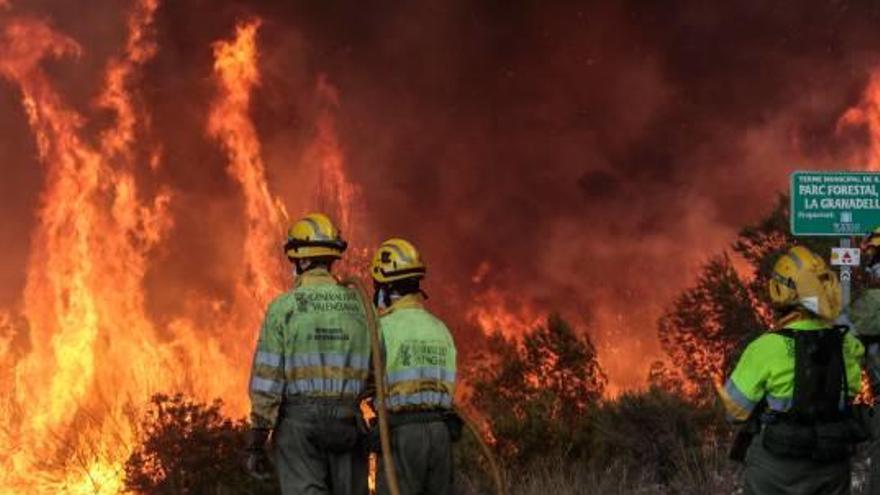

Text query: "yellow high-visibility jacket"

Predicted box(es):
[719, 318, 863, 422]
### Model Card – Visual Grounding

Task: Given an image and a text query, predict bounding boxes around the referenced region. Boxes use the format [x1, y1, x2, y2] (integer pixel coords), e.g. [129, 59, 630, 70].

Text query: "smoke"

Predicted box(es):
[3, 0, 880, 393]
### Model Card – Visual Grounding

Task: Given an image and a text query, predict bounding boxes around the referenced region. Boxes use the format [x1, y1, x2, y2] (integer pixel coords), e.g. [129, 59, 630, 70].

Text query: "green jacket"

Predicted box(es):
[380, 294, 457, 413]
[852, 288, 880, 397]
[719, 318, 864, 422]
[852, 288, 880, 337]
[248, 269, 371, 429]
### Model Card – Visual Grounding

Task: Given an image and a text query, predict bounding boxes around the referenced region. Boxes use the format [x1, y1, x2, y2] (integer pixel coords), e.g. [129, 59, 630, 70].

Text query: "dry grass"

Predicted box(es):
[456, 447, 878, 495]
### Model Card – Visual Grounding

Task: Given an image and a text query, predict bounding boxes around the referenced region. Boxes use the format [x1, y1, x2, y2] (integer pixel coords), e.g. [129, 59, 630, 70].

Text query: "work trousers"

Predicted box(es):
[867, 408, 880, 494]
[273, 401, 368, 495]
[377, 420, 453, 495]
[744, 431, 851, 495]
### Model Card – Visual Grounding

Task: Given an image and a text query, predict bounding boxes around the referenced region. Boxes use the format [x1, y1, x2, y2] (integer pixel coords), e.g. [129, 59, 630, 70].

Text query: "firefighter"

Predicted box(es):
[852, 227, 880, 493]
[368, 238, 459, 495]
[245, 212, 370, 495]
[718, 245, 866, 495]
[852, 227, 880, 349]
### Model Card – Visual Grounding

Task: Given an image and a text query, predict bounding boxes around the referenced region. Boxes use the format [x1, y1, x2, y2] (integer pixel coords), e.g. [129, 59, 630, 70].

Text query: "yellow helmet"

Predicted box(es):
[862, 226, 880, 266]
[867, 226, 880, 246]
[370, 238, 426, 283]
[768, 245, 841, 321]
[284, 212, 347, 260]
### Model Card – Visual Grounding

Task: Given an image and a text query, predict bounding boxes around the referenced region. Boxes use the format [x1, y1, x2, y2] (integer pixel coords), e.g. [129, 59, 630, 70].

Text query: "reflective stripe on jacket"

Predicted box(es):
[380, 294, 457, 413]
[719, 318, 864, 422]
[248, 268, 370, 429]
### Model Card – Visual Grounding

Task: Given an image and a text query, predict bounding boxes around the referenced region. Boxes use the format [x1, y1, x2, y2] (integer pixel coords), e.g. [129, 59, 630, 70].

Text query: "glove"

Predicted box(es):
[244, 428, 273, 482]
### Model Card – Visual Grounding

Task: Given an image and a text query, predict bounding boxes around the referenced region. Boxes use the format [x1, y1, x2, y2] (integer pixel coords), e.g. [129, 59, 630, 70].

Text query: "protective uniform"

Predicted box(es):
[853, 227, 880, 494]
[719, 246, 866, 495]
[370, 239, 458, 495]
[247, 213, 370, 495]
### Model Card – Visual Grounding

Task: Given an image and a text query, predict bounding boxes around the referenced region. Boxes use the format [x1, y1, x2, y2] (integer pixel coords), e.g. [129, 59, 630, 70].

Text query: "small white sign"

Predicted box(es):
[831, 247, 861, 266]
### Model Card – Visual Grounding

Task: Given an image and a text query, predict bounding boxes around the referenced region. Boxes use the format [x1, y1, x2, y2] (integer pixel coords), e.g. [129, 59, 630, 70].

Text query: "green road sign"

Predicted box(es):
[790, 171, 880, 236]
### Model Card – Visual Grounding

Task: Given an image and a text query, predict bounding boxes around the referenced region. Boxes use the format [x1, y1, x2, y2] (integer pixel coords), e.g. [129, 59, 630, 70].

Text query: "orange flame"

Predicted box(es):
[207, 19, 287, 310]
[0, 1, 176, 492]
[0, 2, 371, 489]
[0, 1, 569, 491]
[310, 75, 361, 236]
[0, 2, 275, 491]
[838, 70, 880, 170]
[467, 287, 544, 338]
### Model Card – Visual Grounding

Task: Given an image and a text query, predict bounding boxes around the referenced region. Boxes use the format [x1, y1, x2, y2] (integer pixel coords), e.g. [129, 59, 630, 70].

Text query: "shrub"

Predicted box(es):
[468, 314, 606, 465]
[587, 387, 727, 485]
[124, 393, 277, 494]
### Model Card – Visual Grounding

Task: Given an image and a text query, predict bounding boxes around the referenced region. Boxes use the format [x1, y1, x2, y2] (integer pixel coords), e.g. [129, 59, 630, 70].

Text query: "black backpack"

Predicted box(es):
[776, 326, 849, 422]
[761, 327, 867, 460]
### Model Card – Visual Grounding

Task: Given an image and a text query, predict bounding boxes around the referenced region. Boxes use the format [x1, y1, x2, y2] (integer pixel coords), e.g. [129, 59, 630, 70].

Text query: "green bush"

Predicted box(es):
[587, 387, 726, 485]
[124, 393, 277, 494]
[468, 314, 606, 466]
[466, 314, 737, 491]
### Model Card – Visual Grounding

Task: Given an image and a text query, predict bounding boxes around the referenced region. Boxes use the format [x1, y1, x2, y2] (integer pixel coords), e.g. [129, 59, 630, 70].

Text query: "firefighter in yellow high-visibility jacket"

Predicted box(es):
[245, 213, 370, 495]
[368, 238, 459, 495]
[853, 227, 880, 494]
[719, 245, 865, 495]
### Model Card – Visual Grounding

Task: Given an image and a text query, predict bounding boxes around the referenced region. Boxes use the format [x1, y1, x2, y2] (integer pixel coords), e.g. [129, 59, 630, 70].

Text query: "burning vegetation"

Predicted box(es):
[2, 0, 880, 493]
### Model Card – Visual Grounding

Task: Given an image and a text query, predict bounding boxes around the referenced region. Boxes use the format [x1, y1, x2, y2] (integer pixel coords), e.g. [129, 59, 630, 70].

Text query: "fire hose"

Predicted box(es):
[344, 278, 506, 495]
[344, 277, 401, 495]
[453, 406, 507, 495]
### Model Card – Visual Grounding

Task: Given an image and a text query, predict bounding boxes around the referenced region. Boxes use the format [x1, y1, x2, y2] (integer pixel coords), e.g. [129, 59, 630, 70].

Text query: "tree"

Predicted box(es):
[658, 194, 855, 395]
[468, 314, 606, 464]
[124, 393, 277, 494]
[658, 254, 765, 396]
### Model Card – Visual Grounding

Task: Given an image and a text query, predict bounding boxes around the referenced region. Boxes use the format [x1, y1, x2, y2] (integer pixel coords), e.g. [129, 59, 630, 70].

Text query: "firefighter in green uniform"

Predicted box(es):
[852, 227, 880, 493]
[718, 245, 866, 495]
[368, 238, 458, 495]
[245, 212, 370, 495]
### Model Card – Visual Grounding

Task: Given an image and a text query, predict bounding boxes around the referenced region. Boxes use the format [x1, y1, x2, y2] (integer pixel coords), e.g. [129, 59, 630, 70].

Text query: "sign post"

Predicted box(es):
[790, 171, 880, 309]
[839, 238, 852, 308]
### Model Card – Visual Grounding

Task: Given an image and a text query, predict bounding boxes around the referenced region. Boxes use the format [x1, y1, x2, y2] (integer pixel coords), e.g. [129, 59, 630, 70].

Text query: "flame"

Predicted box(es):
[467, 262, 544, 337]
[309, 75, 361, 236]
[0, 1, 588, 491]
[0, 3, 281, 492]
[838, 69, 880, 170]
[467, 287, 544, 338]
[0, 1, 174, 492]
[297, 74, 368, 278]
[0, 2, 370, 489]
[207, 19, 287, 310]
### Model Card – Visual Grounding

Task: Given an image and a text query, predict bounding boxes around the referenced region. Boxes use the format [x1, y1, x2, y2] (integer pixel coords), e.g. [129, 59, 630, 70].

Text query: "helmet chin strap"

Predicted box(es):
[373, 285, 393, 309]
[294, 258, 333, 275]
[373, 278, 427, 309]
[294, 259, 311, 275]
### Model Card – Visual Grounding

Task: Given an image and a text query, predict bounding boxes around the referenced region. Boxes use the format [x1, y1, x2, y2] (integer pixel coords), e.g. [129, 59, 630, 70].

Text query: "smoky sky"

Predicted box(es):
[2, 0, 879, 387]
